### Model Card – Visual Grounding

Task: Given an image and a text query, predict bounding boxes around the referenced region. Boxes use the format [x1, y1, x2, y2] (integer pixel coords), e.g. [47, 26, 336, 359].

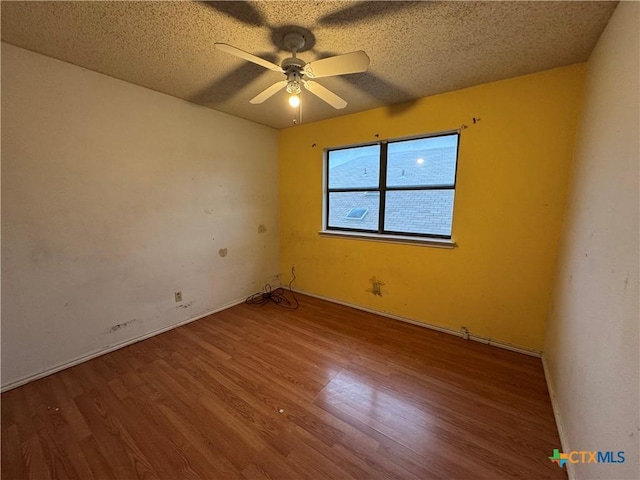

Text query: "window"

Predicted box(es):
[325, 132, 459, 240]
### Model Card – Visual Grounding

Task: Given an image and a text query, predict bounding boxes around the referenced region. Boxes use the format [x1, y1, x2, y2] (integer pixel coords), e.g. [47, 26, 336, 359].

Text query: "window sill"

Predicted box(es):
[318, 230, 457, 248]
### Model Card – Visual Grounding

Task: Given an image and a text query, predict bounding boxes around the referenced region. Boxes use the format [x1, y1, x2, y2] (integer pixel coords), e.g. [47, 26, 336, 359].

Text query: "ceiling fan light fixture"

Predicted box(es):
[286, 80, 301, 95]
[286, 80, 301, 107]
[288, 94, 301, 108]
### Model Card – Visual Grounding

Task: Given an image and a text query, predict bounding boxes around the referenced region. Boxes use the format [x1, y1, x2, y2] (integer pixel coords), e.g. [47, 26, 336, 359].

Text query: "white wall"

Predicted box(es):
[1, 44, 280, 389]
[544, 2, 639, 480]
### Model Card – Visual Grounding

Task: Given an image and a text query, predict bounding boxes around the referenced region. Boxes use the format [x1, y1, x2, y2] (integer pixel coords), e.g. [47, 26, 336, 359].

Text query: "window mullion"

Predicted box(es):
[378, 142, 388, 234]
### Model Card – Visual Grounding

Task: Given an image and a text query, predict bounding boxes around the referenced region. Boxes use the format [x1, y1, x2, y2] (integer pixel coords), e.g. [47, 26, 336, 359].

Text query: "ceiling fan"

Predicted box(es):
[215, 31, 370, 109]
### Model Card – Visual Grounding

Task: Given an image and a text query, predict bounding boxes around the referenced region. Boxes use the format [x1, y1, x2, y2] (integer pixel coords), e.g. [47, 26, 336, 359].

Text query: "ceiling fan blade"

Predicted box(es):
[250, 80, 288, 104]
[303, 51, 370, 78]
[303, 81, 347, 109]
[215, 43, 283, 72]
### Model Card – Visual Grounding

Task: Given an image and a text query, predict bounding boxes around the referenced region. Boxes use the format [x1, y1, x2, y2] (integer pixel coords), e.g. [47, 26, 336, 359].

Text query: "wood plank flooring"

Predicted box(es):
[1, 294, 567, 479]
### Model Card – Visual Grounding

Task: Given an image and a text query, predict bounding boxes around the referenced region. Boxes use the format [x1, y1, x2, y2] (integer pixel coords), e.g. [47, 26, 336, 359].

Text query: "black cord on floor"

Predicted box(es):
[245, 266, 299, 309]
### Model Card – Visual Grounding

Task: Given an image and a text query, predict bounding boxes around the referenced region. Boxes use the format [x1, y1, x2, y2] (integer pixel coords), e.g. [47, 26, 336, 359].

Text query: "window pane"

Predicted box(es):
[328, 191, 379, 231]
[328, 145, 380, 189]
[384, 190, 454, 236]
[386, 134, 458, 187]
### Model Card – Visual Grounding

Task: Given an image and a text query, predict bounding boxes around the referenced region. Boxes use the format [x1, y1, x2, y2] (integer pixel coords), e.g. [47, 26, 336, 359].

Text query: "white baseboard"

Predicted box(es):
[0, 296, 247, 393]
[542, 355, 575, 480]
[297, 289, 542, 358]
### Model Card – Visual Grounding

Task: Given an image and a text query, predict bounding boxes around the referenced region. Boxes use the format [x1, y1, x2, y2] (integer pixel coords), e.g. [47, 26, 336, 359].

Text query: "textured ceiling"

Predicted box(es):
[1, 1, 617, 129]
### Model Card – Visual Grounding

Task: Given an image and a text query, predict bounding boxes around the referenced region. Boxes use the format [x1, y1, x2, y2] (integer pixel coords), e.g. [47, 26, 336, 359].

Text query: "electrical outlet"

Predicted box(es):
[175, 291, 182, 302]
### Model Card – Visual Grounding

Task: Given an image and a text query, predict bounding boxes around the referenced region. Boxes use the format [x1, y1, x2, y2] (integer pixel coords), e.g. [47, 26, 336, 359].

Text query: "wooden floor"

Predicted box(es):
[2, 294, 566, 480]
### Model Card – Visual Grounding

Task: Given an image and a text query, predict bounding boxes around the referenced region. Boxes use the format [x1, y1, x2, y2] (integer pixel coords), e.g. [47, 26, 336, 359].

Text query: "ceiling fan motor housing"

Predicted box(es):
[281, 56, 306, 82]
[282, 32, 307, 85]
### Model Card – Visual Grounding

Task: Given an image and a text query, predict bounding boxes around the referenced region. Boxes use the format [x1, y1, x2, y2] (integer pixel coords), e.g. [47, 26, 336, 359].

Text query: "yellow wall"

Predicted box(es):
[278, 64, 585, 352]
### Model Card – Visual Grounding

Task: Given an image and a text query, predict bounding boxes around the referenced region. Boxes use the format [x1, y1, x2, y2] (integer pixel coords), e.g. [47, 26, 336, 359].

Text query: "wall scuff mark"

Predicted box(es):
[218, 248, 228, 257]
[258, 224, 267, 234]
[108, 319, 136, 333]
